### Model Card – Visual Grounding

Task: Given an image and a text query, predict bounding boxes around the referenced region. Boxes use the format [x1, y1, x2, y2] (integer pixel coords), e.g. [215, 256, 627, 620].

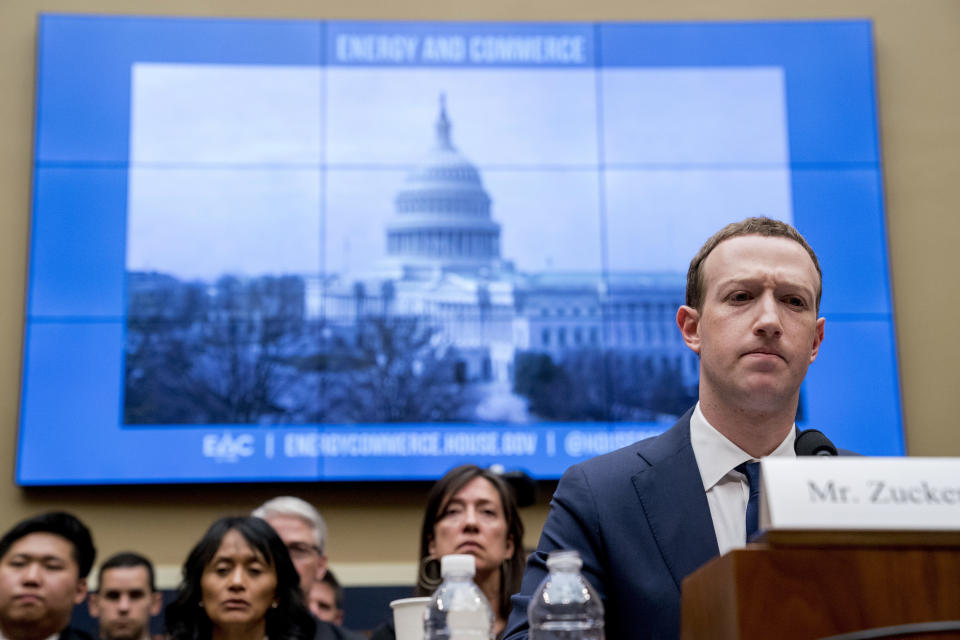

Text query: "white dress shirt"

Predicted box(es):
[689, 402, 796, 556]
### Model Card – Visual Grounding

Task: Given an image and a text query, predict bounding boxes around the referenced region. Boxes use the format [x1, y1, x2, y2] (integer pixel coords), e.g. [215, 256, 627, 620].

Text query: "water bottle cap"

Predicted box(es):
[546, 550, 583, 571]
[440, 553, 476, 577]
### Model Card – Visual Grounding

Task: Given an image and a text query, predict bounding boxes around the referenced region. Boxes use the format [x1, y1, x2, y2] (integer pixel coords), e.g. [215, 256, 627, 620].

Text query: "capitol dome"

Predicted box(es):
[386, 95, 501, 278]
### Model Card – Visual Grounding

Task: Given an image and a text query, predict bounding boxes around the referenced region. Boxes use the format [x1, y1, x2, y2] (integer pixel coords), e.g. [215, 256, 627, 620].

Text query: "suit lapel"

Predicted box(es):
[631, 410, 719, 590]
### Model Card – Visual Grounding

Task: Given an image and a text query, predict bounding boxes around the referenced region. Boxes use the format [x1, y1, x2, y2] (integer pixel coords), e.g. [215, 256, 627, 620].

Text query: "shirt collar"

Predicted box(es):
[690, 402, 797, 491]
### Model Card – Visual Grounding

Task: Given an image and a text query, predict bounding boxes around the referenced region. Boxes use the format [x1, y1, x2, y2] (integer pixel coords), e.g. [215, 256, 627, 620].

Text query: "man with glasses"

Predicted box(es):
[252, 497, 363, 640]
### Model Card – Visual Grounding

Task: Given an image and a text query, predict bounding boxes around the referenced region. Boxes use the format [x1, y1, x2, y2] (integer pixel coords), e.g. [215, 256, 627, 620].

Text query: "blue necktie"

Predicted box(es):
[736, 461, 761, 541]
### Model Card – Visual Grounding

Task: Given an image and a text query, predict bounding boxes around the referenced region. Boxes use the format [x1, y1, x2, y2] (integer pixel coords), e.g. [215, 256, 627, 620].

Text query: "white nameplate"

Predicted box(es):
[758, 458, 960, 544]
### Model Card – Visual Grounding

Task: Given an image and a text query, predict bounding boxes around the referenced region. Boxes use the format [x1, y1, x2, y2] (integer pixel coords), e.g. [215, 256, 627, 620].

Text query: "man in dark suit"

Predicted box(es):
[0, 512, 97, 640]
[252, 498, 364, 640]
[504, 217, 828, 640]
[88, 552, 162, 640]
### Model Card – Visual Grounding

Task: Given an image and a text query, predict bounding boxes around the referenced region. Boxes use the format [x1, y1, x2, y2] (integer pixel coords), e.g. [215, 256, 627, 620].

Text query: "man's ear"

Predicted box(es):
[74, 578, 89, 605]
[149, 592, 163, 617]
[316, 554, 328, 581]
[87, 592, 99, 617]
[809, 317, 826, 363]
[676, 305, 702, 354]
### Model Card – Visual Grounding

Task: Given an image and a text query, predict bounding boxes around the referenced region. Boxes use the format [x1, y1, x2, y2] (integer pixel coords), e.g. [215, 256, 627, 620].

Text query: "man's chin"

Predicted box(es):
[104, 627, 143, 640]
[7, 607, 50, 623]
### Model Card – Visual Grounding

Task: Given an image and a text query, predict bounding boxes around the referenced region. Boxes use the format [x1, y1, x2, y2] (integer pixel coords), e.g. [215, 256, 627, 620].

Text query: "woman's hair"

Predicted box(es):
[415, 464, 525, 620]
[165, 516, 315, 640]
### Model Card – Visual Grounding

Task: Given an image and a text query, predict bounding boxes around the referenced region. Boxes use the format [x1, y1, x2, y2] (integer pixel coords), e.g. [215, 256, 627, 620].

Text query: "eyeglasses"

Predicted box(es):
[286, 542, 321, 559]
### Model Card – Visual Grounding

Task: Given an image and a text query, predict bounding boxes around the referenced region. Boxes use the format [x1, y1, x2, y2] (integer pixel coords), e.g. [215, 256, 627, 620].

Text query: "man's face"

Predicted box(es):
[88, 566, 161, 640]
[679, 235, 825, 413]
[263, 515, 325, 597]
[307, 580, 342, 626]
[0, 532, 87, 640]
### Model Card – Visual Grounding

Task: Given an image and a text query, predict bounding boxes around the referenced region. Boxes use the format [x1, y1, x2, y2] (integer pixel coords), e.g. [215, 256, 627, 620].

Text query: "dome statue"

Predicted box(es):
[386, 95, 502, 279]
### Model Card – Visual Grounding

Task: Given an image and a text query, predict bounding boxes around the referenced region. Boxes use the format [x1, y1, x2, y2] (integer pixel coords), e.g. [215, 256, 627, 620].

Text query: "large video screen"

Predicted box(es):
[19, 15, 901, 484]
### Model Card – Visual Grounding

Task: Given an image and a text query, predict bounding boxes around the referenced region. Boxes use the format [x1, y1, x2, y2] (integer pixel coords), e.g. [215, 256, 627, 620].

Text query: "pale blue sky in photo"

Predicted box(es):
[130, 63, 323, 165]
[324, 67, 599, 166]
[126, 167, 322, 279]
[325, 168, 603, 276]
[604, 168, 793, 272]
[602, 67, 789, 165]
[126, 63, 791, 280]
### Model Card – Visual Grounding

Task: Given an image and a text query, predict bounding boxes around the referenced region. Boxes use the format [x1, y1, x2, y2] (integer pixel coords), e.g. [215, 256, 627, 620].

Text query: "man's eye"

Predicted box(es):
[784, 296, 806, 308]
[729, 292, 751, 302]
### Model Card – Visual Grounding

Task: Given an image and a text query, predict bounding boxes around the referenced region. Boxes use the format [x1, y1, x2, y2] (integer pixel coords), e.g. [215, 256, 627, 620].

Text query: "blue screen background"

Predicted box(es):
[19, 16, 901, 484]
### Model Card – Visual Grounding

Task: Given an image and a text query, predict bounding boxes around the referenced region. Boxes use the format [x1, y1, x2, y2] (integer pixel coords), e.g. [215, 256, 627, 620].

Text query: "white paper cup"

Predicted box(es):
[391, 596, 431, 640]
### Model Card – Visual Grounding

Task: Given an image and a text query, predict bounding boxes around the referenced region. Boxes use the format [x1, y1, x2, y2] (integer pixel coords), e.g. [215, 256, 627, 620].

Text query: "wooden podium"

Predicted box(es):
[680, 542, 960, 639]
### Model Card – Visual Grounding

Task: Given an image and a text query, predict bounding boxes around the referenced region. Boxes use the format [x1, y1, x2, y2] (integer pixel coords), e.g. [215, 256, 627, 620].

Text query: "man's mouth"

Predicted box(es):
[743, 348, 784, 361]
[13, 594, 43, 606]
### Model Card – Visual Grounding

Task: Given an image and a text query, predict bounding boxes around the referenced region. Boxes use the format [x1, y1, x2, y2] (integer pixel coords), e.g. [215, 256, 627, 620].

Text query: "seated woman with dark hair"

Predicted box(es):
[373, 464, 525, 640]
[166, 516, 316, 640]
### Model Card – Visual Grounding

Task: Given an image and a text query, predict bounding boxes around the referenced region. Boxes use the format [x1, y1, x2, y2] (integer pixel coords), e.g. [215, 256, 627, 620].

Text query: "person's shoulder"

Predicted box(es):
[369, 620, 396, 640]
[313, 619, 365, 640]
[563, 409, 694, 481]
[58, 627, 97, 640]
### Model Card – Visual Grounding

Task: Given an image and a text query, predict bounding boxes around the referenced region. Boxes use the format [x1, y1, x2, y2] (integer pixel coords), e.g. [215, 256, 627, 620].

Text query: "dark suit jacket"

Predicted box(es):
[59, 627, 98, 640]
[503, 408, 718, 640]
[314, 617, 366, 640]
[503, 409, 854, 640]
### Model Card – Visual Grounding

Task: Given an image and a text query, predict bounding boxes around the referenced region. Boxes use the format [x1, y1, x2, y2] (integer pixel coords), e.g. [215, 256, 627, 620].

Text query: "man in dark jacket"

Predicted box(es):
[505, 217, 834, 639]
[252, 497, 364, 640]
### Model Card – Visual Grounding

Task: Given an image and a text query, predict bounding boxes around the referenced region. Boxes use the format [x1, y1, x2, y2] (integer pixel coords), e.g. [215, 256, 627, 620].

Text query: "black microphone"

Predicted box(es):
[795, 429, 838, 456]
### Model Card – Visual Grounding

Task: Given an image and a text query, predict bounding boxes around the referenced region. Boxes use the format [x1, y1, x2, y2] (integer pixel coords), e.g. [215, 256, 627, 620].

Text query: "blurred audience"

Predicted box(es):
[0, 511, 96, 640]
[252, 498, 363, 640]
[88, 552, 162, 640]
[164, 516, 314, 640]
[306, 570, 343, 626]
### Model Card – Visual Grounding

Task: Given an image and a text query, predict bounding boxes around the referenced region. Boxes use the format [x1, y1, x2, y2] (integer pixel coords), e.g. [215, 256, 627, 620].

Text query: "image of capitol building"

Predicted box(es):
[125, 96, 700, 425]
[306, 97, 698, 421]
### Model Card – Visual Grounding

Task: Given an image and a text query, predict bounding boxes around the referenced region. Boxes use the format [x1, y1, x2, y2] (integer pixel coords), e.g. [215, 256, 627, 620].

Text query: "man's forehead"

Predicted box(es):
[265, 513, 315, 537]
[703, 234, 819, 287]
[6, 531, 76, 561]
[100, 566, 151, 590]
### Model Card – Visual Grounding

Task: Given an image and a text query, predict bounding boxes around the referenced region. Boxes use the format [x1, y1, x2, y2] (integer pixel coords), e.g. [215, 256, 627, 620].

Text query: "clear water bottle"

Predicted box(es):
[424, 554, 494, 640]
[528, 550, 604, 640]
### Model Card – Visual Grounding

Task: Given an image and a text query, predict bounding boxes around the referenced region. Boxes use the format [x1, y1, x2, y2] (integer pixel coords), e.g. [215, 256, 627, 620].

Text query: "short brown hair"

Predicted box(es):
[685, 217, 822, 311]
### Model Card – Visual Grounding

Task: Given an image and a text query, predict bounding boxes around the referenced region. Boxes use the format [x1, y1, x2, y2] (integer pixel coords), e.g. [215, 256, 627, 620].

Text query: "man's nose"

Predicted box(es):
[22, 563, 42, 584]
[753, 293, 783, 337]
[118, 594, 132, 612]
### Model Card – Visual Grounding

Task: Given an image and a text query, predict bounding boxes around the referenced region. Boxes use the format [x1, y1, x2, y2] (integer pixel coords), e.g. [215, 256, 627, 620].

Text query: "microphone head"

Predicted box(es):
[795, 429, 838, 456]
